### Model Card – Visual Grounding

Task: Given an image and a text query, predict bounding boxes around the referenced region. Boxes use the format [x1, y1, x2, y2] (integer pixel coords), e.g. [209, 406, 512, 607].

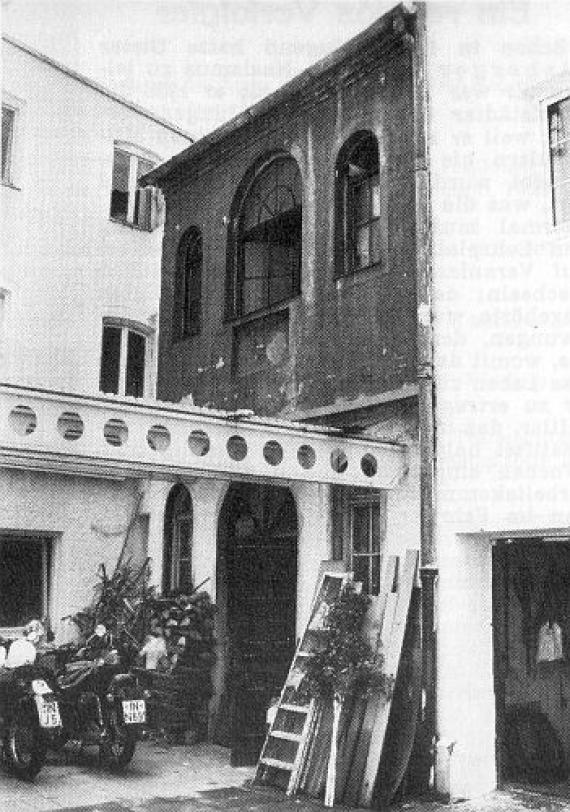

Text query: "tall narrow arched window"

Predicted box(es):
[163, 485, 193, 595]
[229, 155, 302, 319]
[175, 228, 202, 339]
[335, 132, 384, 277]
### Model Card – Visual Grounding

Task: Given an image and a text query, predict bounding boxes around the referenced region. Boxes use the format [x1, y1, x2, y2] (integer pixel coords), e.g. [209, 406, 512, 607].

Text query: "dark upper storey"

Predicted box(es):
[147, 4, 419, 418]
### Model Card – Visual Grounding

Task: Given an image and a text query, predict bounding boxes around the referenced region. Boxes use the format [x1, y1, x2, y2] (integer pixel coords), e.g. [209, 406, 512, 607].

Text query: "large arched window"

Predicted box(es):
[162, 485, 193, 595]
[174, 228, 202, 339]
[335, 131, 384, 277]
[229, 155, 302, 318]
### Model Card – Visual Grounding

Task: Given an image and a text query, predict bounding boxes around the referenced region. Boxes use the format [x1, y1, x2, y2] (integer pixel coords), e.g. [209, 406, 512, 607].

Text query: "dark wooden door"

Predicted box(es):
[223, 484, 297, 766]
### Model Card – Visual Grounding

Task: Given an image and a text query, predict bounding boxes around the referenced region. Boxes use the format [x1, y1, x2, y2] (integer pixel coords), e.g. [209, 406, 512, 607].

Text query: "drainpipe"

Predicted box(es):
[410, 2, 438, 793]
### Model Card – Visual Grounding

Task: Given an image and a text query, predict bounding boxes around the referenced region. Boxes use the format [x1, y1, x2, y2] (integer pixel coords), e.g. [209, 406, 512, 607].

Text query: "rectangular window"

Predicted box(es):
[99, 325, 122, 394]
[100, 322, 148, 397]
[134, 157, 154, 231]
[548, 96, 570, 226]
[2, 105, 15, 184]
[172, 516, 193, 592]
[0, 536, 50, 629]
[351, 501, 383, 595]
[350, 173, 381, 271]
[110, 147, 155, 230]
[126, 330, 146, 397]
[331, 487, 386, 595]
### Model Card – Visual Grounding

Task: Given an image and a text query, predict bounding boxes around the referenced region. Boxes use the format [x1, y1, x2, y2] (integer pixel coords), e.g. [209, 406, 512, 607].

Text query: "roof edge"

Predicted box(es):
[142, 1, 415, 187]
[2, 33, 194, 142]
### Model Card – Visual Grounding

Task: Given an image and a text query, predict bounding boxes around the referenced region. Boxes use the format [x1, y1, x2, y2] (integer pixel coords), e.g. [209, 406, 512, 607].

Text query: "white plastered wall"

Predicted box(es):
[426, 1, 570, 799]
[0, 467, 148, 641]
[1, 39, 190, 397]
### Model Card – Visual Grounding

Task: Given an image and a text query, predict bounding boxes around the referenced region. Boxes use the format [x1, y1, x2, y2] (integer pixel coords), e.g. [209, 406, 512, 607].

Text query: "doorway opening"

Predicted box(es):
[493, 537, 570, 800]
[215, 482, 298, 766]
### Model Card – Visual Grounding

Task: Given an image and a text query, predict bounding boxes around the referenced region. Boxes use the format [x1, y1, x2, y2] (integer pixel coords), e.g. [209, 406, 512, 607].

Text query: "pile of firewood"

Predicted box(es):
[67, 560, 217, 742]
[144, 589, 217, 741]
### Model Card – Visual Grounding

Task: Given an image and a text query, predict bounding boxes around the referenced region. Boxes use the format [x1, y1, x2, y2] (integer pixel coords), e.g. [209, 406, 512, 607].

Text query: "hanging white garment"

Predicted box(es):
[537, 621, 564, 662]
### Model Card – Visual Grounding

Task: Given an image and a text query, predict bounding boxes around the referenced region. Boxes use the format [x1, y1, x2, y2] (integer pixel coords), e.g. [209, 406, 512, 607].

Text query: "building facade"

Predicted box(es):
[3, 0, 570, 802]
[1, 35, 191, 396]
[146, 0, 570, 801]
[0, 27, 413, 780]
[145, 1, 424, 776]
[427, 1, 570, 800]
[0, 38, 191, 634]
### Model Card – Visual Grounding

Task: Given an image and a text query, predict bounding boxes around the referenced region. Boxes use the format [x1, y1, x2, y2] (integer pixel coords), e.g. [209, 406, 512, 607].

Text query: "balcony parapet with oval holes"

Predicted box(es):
[0, 384, 407, 488]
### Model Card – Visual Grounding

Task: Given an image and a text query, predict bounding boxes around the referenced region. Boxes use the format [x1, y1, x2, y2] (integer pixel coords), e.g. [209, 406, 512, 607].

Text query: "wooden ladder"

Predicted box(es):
[255, 570, 349, 796]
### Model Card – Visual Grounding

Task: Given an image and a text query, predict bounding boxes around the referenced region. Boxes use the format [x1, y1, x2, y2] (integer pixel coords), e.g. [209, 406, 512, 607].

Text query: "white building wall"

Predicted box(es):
[426, 1, 570, 799]
[0, 467, 146, 641]
[1, 38, 191, 396]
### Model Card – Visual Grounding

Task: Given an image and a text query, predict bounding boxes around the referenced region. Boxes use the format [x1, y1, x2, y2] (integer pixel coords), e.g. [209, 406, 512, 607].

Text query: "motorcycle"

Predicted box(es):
[0, 662, 62, 780]
[51, 630, 148, 770]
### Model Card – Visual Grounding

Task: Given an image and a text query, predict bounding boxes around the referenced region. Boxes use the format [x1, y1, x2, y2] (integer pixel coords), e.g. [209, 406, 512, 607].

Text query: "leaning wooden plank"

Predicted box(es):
[341, 556, 400, 806]
[359, 549, 419, 807]
[307, 699, 334, 798]
[374, 585, 423, 807]
[335, 692, 368, 800]
[342, 590, 399, 805]
[297, 702, 322, 793]
[335, 586, 386, 799]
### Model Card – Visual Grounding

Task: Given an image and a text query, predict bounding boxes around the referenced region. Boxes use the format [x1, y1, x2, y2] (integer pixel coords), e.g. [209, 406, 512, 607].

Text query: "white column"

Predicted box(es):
[189, 479, 229, 602]
[141, 478, 172, 589]
[291, 481, 331, 635]
[436, 529, 496, 799]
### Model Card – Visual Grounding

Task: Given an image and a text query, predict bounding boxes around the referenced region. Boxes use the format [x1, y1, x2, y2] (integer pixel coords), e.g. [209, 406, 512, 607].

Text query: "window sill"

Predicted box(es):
[2, 180, 21, 191]
[335, 261, 383, 280]
[109, 216, 155, 234]
[225, 296, 298, 327]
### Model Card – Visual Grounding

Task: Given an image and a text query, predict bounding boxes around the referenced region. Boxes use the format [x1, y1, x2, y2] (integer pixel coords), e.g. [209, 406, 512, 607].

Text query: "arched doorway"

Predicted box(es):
[162, 484, 193, 595]
[217, 482, 298, 765]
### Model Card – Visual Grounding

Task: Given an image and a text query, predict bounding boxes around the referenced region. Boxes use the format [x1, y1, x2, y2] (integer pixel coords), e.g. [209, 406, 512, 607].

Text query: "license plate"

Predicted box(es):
[36, 697, 62, 728]
[122, 699, 146, 724]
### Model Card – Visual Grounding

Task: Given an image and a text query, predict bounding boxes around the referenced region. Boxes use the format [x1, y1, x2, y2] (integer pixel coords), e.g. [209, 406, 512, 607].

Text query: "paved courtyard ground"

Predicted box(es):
[0, 739, 568, 812]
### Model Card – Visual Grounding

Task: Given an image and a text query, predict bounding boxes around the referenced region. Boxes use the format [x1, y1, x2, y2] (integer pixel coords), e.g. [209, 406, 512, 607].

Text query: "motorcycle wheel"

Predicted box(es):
[100, 714, 136, 771]
[5, 710, 46, 781]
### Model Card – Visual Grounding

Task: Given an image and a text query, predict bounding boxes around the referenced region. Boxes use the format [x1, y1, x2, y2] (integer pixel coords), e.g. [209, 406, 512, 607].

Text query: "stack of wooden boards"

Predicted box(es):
[256, 550, 420, 808]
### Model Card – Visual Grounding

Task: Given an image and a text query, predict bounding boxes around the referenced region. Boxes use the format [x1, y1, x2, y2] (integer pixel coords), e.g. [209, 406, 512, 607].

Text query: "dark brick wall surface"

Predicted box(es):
[157, 42, 416, 417]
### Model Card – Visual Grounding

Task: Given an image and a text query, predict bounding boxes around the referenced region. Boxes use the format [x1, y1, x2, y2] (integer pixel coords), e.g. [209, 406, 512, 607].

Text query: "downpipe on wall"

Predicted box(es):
[409, 2, 440, 797]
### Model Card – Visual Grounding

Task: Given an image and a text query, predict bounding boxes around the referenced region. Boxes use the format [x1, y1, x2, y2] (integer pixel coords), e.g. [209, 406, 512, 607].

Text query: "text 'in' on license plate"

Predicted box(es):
[37, 698, 62, 728]
[122, 699, 146, 724]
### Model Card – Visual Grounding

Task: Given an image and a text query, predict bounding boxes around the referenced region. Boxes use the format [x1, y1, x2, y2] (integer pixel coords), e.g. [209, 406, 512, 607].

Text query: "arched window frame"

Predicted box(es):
[163, 485, 193, 595]
[226, 153, 302, 320]
[335, 131, 386, 277]
[174, 227, 202, 340]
